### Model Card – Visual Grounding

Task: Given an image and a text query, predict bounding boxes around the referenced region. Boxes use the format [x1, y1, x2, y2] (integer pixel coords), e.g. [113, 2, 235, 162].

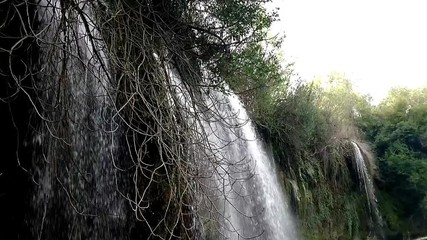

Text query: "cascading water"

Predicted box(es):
[209, 93, 297, 240]
[351, 142, 383, 235]
[167, 67, 297, 239]
[29, 0, 296, 238]
[34, 1, 124, 238]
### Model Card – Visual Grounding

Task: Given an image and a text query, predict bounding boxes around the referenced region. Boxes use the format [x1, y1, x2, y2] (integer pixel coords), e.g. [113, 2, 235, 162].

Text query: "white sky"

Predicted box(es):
[270, 0, 427, 103]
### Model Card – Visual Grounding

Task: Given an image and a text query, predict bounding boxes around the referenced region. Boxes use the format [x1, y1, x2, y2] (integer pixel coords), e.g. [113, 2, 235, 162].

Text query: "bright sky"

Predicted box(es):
[270, 0, 427, 103]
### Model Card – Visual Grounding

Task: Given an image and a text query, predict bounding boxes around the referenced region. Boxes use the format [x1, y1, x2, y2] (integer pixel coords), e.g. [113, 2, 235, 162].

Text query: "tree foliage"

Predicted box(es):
[357, 86, 427, 238]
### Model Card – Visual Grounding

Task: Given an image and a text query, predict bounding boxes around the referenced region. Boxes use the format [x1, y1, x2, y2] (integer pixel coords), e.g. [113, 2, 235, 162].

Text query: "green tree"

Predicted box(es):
[357, 86, 427, 238]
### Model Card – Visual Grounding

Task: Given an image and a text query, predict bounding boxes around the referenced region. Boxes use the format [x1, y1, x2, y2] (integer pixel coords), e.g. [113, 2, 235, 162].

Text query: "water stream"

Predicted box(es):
[167, 68, 297, 239]
[207, 92, 297, 240]
[351, 141, 383, 235]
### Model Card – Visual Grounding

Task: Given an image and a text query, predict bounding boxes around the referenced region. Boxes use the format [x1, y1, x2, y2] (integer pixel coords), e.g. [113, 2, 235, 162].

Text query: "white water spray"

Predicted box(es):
[167, 67, 297, 239]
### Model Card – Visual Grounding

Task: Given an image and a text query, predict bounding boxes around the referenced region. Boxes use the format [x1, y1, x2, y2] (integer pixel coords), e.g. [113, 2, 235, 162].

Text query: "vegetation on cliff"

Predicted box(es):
[357, 87, 427, 239]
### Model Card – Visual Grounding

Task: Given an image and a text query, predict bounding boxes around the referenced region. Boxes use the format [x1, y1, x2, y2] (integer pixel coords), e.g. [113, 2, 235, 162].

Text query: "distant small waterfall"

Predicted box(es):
[351, 141, 383, 235]
[167, 67, 297, 240]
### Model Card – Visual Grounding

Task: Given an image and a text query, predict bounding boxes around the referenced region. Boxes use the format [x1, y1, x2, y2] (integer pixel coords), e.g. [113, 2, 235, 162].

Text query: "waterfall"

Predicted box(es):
[167, 67, 297, 239]
[34, 1, 124, 238]
[210, 92, 297, 240]
[30, 0, 296, 238]
[351, 142, 383, 235]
